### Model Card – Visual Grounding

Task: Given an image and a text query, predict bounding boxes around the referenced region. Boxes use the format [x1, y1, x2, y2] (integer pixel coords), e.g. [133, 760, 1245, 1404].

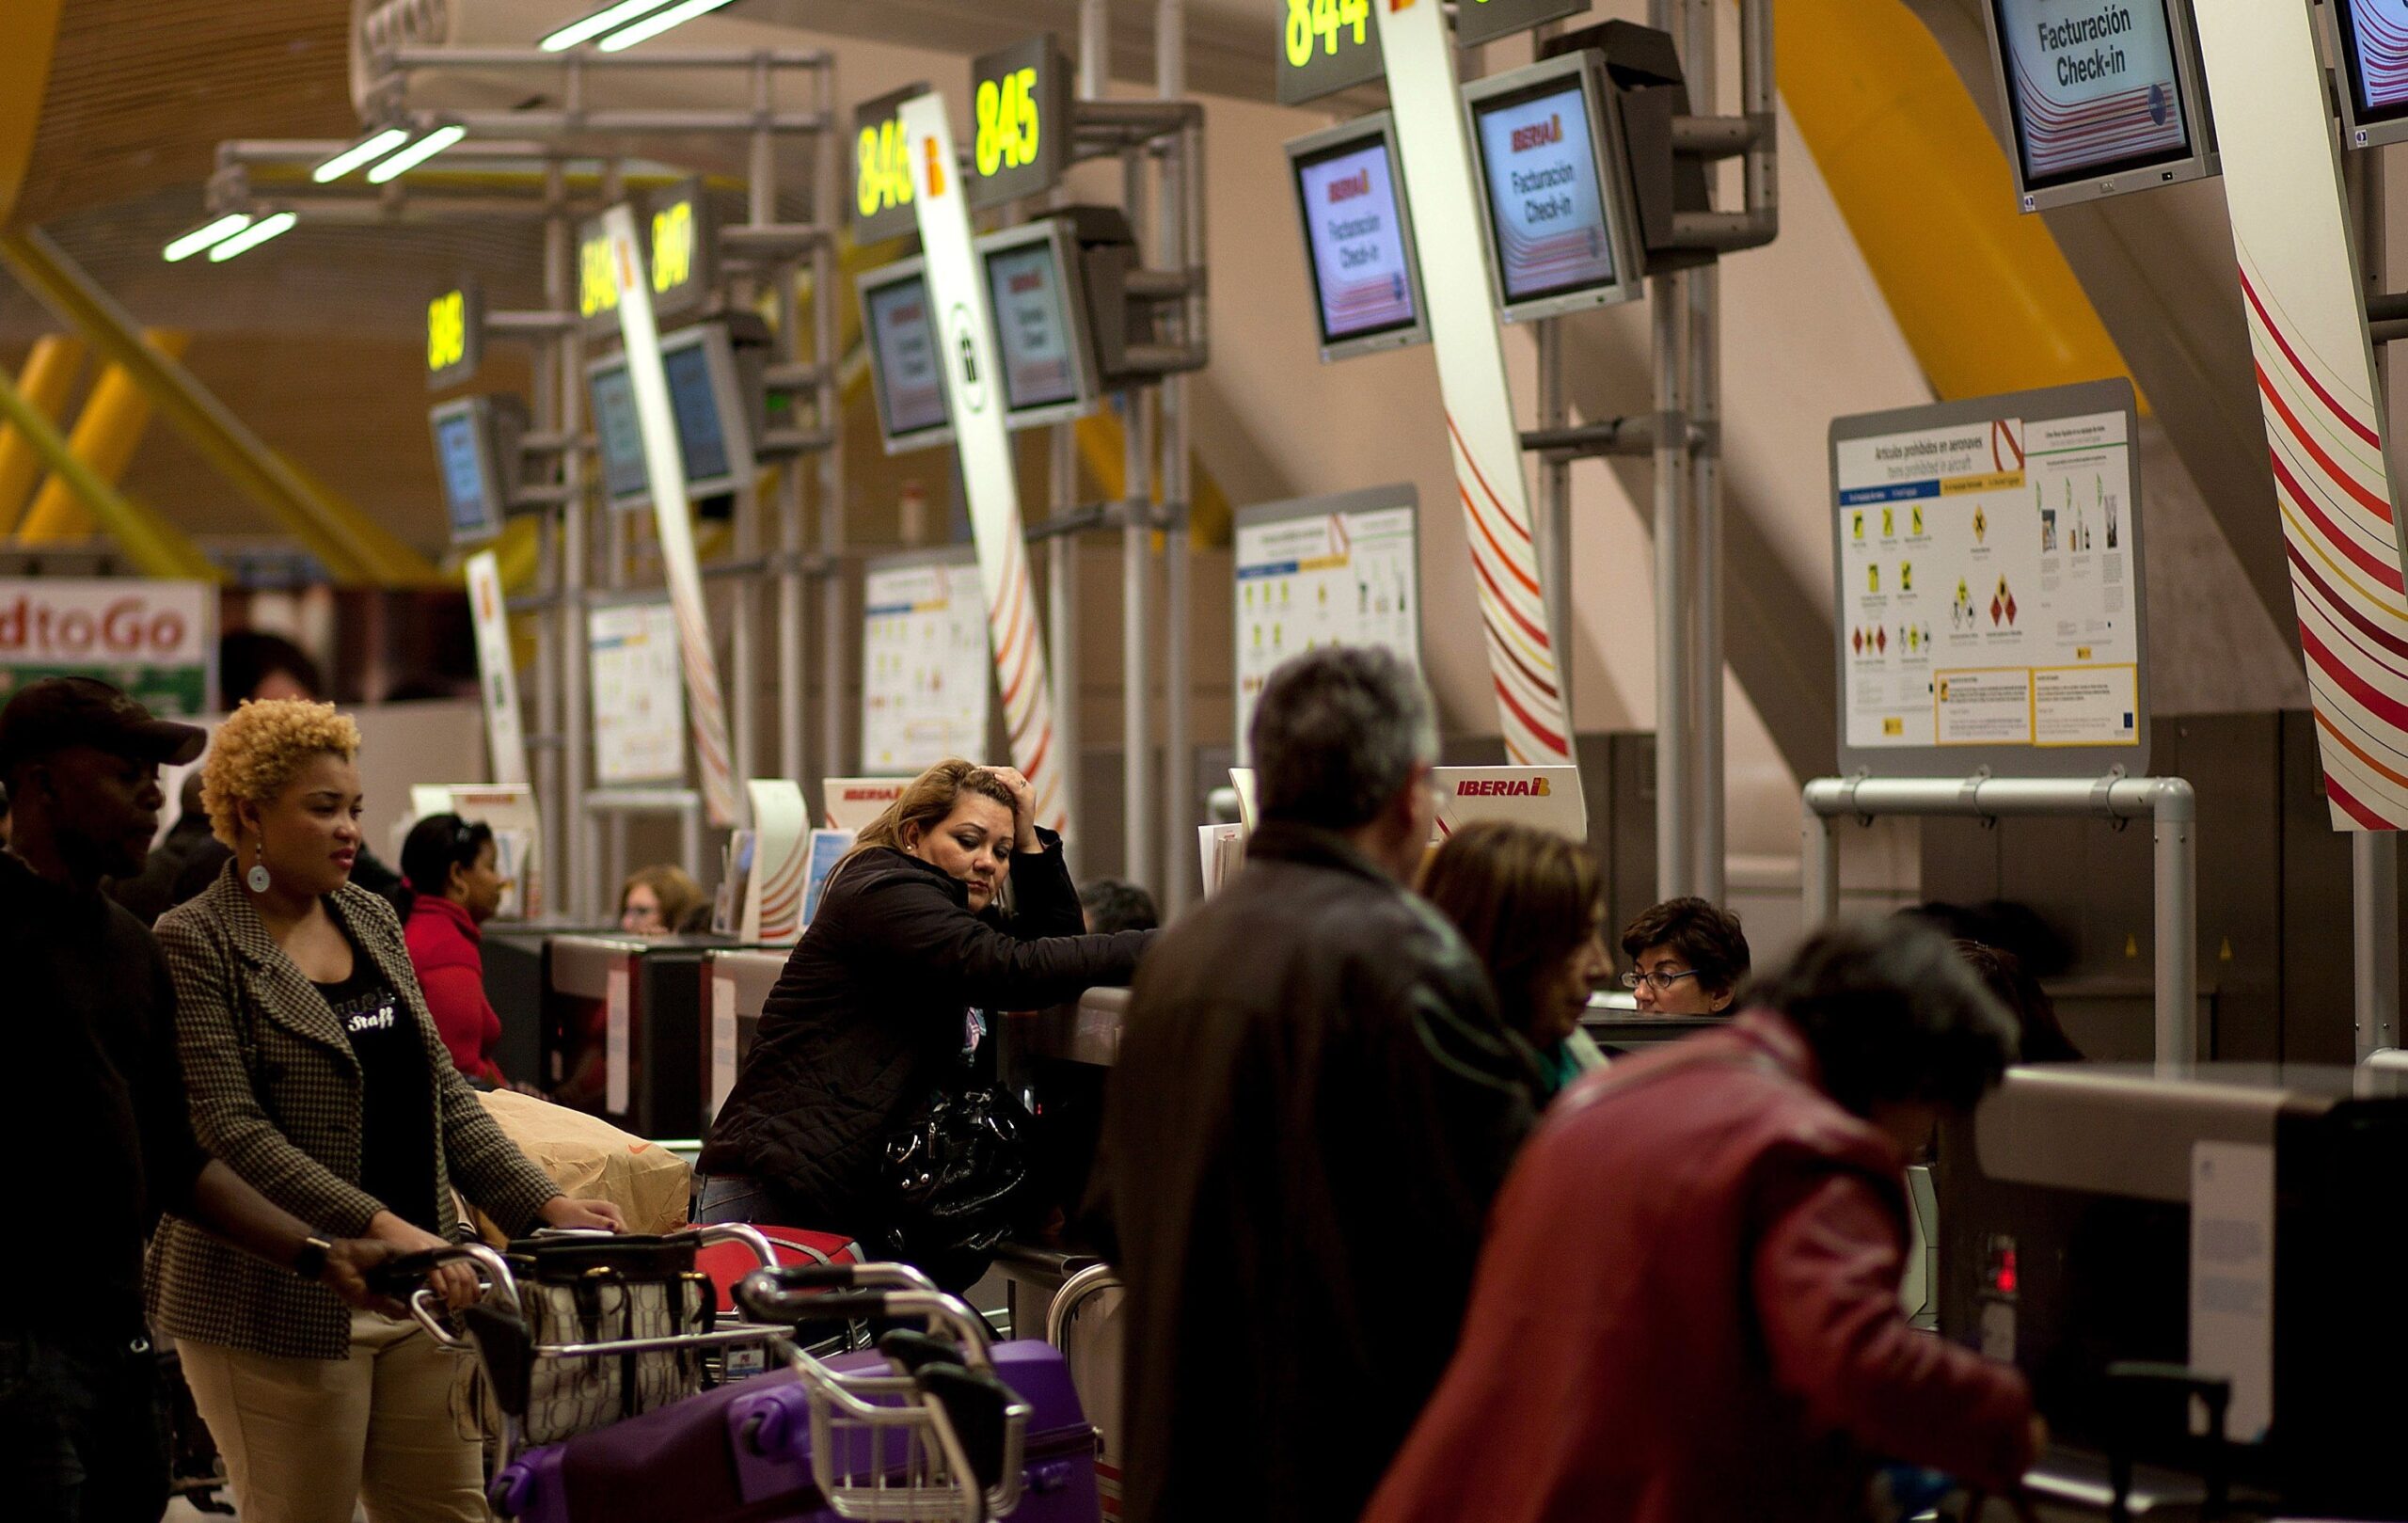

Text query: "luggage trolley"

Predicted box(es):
[379, 1242, 1049, 1523]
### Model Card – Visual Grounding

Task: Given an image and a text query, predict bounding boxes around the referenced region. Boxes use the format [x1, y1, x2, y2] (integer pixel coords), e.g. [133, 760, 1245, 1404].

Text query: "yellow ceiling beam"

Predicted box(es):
[0, 364, 220, 582]
[0, 228, 441, 586]
[0, 0, 62, 230]
[19, 328, 189, 541]
[1776, 0, 2144, 408]
[0, 334, 85, 532]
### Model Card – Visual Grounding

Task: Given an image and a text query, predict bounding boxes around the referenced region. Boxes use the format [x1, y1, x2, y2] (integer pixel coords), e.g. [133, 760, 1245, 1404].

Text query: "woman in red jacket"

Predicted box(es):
[399, 813, 511, 1086]
[1362, 919, 2038, 1523]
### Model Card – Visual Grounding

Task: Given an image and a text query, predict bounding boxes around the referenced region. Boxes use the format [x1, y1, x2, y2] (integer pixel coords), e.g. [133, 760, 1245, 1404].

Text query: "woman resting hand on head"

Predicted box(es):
[149, 699, 621, 1523]
[696, 760, 1154, 1285]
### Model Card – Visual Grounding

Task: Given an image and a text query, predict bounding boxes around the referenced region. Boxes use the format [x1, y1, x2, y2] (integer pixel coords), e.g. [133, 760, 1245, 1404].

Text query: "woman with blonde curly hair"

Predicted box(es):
[150, 699, 623, 1523]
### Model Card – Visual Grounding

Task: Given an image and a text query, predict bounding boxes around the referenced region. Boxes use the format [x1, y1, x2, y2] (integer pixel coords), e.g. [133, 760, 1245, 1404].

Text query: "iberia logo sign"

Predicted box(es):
[1511, 115, 1563, 152]
[1456, 775, 1552, 798]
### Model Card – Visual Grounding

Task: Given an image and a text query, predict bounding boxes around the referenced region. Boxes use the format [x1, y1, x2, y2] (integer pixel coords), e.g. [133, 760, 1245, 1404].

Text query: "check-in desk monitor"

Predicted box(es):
[1283, 111, 1431, 362]
[1937, 1062, 2408, 1515]
[977, 218, 1105, 430]
[1977, 0, 2217, 211]
[859, 257, 955, 454]
[701, 947, 787, 1134]
[1463, 52, 1647, 322]
[2329, 1, 2408, 150]
[428, 397, 505, 545]
[545, 933, 752, 1141]
[584, 322, 753, 510]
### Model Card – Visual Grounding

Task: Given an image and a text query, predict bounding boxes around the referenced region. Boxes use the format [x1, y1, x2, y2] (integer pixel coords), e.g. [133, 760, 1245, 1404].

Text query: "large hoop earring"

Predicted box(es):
[246, 840, 272, 895]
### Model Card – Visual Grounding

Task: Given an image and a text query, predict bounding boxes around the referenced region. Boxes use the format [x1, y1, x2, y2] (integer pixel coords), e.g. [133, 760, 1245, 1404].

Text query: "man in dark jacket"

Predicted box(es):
[1362, 919, 2038, 1523]
[0, 677, 394, 1522]
[1101, 647, 1537, 1523]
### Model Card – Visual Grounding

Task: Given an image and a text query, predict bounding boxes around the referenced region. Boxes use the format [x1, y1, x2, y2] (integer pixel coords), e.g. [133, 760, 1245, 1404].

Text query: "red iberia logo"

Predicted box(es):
[1511, 116, 1562, 152]
[1456, 776, 1552, 798]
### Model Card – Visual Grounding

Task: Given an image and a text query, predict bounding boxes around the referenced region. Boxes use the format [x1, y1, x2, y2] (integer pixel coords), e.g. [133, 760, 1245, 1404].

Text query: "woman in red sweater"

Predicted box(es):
[399, 813, 511, 1086]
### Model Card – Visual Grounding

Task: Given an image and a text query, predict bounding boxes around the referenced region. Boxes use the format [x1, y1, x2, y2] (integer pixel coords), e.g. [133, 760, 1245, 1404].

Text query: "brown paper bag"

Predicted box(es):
[468, 1089, 693, 1242]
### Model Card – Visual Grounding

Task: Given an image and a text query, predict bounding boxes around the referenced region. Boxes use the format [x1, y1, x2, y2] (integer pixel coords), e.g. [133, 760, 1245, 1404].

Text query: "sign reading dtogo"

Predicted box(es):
[0, 579, 215, 716]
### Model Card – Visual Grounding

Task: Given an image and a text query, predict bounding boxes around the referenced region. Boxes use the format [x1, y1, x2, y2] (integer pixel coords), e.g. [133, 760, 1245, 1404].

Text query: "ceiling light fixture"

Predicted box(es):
[540, 0, 679, 52]
[310, 128, 413, 184]
[364, 124, 468, 185]
[596, 0, 739, 51]
[162, 214, 254, 262]
[205, 212, 298, 262]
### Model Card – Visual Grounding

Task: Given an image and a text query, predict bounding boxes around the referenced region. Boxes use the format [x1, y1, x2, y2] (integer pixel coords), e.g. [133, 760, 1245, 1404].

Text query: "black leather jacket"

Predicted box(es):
[700, 829, 1150, 1239]
[1099, 821, 1539, 1523]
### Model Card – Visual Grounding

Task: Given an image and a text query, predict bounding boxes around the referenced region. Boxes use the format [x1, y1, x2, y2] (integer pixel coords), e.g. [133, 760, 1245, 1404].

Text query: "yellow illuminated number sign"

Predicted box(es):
[579, 230, 619, 323]
[856, 116, 915, 223]
[1284, 0, 1371, 67]
[974, 66, 1041, 178]
[651, 200, 693, 294]
[427, 290, 467, 374]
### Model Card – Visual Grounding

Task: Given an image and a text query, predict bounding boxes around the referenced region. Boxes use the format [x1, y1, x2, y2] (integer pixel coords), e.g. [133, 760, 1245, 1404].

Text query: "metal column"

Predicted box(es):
[1120, 136, 1156, 894]
[1158, 0, 1194, 916]
[814, 54, 846, 800]
[1684, 0, 1725, 905]
[1535, 321, 1573, 735]
[2348, 146, 2402, 1060]
[1049, 425, 1084, 855]
[549, 167, 594, 922]
[1650, 272, 1690, 902]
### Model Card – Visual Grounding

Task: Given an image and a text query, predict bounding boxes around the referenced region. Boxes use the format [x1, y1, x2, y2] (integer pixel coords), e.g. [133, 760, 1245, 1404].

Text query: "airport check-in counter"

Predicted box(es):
[701, 947, 789, 1134]
[1937, 1063, 2408, 1517]
[480, 921, 618, 1087]
[544, 933, 766, 1142]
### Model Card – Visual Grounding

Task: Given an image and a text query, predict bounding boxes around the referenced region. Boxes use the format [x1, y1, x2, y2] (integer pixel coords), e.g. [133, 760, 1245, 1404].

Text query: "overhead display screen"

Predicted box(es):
[1291, 119, 1423, 355]
[1989, 0, 2195, 189]
[985, 240, 1081, 412]
[1469, 72, 1626, 311]
[430, 401, 500, 544]
[589, 366, 649, 505]
[2333, 2, 2408, 133]
[662, 343, 731, 485]
[862, 264, 952, 451]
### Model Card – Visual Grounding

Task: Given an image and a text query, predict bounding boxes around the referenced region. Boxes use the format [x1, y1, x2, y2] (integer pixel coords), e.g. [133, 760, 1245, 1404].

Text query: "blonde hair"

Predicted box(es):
[851, 759, 1017, 858]
[200, 699, 362, 848]
[620, 864, 705, 929]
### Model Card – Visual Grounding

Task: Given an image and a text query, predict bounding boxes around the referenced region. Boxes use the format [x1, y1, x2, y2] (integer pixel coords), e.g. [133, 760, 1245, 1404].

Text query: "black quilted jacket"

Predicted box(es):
[699, 829, 1151, 1241]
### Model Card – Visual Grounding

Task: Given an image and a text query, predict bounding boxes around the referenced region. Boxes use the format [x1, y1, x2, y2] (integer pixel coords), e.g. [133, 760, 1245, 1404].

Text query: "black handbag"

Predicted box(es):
[881, 1084, 1034, 1285]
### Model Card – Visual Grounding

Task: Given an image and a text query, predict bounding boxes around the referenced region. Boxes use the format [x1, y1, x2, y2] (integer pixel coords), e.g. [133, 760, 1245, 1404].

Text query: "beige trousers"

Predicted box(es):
[178, 1310, 487, 1523]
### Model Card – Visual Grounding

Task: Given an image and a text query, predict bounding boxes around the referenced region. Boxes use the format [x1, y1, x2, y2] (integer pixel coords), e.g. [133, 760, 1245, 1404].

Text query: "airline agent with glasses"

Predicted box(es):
[1618, 896, 1751, 1015]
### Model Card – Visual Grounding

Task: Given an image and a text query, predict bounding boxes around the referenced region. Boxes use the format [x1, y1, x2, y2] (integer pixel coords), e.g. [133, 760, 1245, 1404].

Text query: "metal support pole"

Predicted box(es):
[2355, 834, 2401, 1058]
[1801, 796, 1840, 928]
[1536, 318, 1573, 738]
[1684, 0, 1725, 905]
[1651, 272, 1690, 901]
[549, 162, 594, 922]
[1050, 425, 1084, 855]
[816, 57, 848, 796]
[2153, 793, 2196, 1074]
[1121, 134, 1156, 893]
[1158, 0, 1193, 916]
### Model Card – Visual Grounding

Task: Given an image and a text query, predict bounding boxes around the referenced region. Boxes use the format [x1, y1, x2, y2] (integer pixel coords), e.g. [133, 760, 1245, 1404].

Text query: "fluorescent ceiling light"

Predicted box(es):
[365, 125, 468, 185]
[162, 214, 252, 262]
[205, 212, 298, 262]
[540, 0, 677, 52]
[598, 0, 739, 52]
[310, 128, 413, 183]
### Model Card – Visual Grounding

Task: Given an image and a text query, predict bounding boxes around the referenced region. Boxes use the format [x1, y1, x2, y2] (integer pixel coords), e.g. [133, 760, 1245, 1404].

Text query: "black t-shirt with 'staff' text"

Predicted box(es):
[314, 938, 439, 1235]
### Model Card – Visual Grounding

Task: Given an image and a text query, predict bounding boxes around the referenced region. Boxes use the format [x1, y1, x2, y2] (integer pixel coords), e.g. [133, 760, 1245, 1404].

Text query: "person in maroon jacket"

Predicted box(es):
[399, 812, 512, 1086]
[1362, 918, 2039, 1523]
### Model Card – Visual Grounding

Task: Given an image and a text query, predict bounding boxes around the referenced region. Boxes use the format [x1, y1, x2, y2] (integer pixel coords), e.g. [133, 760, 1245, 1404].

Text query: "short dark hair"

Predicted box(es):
[1249, 647, 1435, 830]
[1620, 896, 1751, 994]
[1953, 940, 2083, 1063]
[219, 629, 324, 706]
[1079, 877, 1160, 933]
[400, 812, 493, 896]
[1751, 919, 2019, 1117]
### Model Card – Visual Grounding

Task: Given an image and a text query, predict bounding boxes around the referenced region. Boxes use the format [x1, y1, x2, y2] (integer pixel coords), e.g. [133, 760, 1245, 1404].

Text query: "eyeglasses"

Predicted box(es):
[1621, 968, 1701, 993]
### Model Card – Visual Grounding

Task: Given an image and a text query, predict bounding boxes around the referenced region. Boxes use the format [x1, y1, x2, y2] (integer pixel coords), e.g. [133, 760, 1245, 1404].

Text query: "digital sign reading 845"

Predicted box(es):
[966, 35, 1069, 211]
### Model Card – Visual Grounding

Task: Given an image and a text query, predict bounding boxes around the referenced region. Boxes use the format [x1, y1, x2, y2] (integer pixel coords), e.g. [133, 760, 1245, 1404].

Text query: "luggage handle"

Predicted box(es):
[370, 1242, 522, 1320]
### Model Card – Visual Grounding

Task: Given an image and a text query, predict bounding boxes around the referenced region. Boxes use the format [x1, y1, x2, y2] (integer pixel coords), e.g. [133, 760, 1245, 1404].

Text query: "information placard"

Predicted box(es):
[587, 601, 688, 785]
[860, 258, 954, 452]
[862, 547, 994, 775]
[1464, 53, 1646, 321]
[1830, 379, 2147, 776]
[0, 579, 213, 715]
[1234, 484, 1421, 765]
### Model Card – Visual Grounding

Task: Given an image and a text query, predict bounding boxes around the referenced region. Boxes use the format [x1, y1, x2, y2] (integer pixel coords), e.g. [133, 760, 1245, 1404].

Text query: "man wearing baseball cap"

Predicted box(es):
[0, 677, 397, 1522]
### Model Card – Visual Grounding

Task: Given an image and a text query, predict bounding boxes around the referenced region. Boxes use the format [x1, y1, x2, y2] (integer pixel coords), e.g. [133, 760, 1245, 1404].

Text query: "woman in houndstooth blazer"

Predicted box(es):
[149, 700, 623, 1523]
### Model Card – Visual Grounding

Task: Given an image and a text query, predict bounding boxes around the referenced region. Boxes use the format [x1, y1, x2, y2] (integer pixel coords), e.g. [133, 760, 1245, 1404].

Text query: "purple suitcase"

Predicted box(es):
[488, 1340, 1101, 1523]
